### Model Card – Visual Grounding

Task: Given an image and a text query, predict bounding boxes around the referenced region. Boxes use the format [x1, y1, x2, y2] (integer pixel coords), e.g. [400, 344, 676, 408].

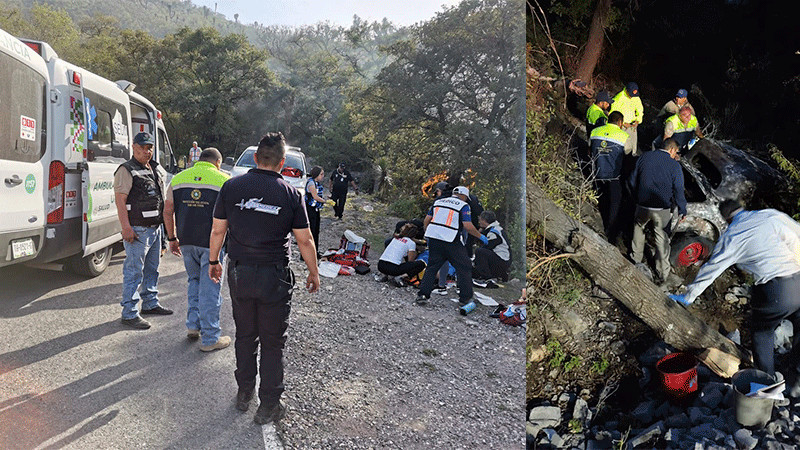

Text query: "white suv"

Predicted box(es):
[230, 146, 308, 193]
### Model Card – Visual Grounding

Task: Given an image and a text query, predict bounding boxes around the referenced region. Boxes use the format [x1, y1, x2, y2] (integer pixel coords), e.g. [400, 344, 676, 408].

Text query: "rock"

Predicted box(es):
[725, 293, 739, 304]
[573, 398, 591, 424]
[700, 387, 724, 409]
[559, 392, 573, 405]
[598, 321, 617, 333]
[697, 364, 713, 380]
[610, 340, 625, 355]
[580, 388, 591, 399]
[653, 400, 669, 420]
[734, 429, 759, 450]
[632, 400, 658, 424]
[665, 412, 692, 428]
[541, 428, 563, 447]
[690, 422, 715, 440]
[528, 406, 561, 436]
[722, 388, 736, 408]
[639, 341, 671, 366]
[639, 367, 651, 388]
[628, 421, 664, 448]
[724, 435, 737, 448]
[730, 285, 750, 297]
[689, 406, 712, 424]
[726, 329, 742, 345]
[664, 428, 681, 442]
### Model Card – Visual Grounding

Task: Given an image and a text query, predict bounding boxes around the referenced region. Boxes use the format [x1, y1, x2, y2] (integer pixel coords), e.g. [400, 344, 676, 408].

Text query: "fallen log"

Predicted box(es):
[526, 179, 751, 378]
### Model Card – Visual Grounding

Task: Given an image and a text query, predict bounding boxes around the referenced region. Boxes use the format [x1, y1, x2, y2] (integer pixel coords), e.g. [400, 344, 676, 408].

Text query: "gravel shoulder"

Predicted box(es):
[278, 195, 526, 449]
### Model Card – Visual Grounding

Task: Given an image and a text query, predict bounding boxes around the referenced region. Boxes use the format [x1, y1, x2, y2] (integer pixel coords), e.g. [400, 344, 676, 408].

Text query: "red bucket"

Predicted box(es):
[656, 352, 698, 399]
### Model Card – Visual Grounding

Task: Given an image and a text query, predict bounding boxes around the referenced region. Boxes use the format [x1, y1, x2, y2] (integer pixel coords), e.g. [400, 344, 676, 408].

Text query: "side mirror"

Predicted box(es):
[224, 157, 234, 166]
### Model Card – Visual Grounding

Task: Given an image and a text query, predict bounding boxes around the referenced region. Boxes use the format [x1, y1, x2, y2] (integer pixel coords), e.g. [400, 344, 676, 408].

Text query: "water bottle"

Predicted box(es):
[459, 300, 477, 316]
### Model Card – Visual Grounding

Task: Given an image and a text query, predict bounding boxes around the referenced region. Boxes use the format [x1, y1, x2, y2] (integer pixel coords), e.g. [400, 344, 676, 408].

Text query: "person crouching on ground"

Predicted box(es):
[378, 223, 426, 287]
[472, 210, 512, 288]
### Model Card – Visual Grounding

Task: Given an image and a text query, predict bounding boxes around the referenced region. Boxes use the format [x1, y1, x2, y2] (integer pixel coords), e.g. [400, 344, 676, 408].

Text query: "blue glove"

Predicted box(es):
[669, 294, 692, 306]
[479, 235, 489, 245]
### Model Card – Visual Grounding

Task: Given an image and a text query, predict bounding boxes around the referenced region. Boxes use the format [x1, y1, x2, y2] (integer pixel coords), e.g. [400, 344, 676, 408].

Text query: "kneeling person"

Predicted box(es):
[473, 210, 512, 286]
[379, 223, 426, 286]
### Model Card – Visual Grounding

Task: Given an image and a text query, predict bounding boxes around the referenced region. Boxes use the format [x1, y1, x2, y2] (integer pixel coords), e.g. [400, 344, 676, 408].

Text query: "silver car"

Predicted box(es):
[230, 146, 308, 194]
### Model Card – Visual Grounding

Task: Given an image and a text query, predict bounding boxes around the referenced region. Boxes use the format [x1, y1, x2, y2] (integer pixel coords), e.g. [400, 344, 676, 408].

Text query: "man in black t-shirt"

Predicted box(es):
[209, 132, 320, 425]
[328, 162, 359, 219]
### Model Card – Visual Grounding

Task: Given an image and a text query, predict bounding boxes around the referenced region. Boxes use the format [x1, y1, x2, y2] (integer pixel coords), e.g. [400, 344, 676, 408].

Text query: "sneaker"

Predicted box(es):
[236, 388, 254, 412]
[141, 305, 174, 315]
[254, 401, 287, 425]
[415, 294, 430, 306]
[432, 287, 448, 296]
[484, 279, 500, 289]
[200, 335, 232, 352]
[472, 279, 488, 288]
[374, 273, 389, 282]
[121, 316, 151, 329]
[187, 329, 200, 340]
[390, 276, 405, 288]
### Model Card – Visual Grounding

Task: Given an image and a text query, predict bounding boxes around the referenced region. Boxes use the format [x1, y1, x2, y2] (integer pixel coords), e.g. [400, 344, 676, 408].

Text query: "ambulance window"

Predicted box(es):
[157, 128, 172, 170]
[84, 90, 129, 163]
[0, 52, 46, 162]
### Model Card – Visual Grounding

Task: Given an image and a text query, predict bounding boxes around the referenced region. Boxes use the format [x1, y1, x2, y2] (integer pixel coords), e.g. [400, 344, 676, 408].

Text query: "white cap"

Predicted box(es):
[452, 186, 470, 197]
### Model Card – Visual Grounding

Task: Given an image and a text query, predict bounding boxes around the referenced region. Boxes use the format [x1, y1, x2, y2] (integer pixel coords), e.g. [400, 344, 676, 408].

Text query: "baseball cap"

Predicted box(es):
[626, 82, 639, 97]
[676, 89, 688, 98]
[596, 90, 613, 104]
[133, 132, 154, 146]
[338, 162, 346, 168]
[434, 181, 448, 191]
[452, 186, 470, 197]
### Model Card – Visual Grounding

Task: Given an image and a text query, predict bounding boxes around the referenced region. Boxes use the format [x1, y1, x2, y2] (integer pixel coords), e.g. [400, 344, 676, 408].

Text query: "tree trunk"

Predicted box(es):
[526, 179, 750, 378]
[575, 0, 611, 85]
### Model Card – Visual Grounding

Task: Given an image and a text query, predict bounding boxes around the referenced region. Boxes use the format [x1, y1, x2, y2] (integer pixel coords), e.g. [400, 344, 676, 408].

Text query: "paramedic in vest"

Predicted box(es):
[662, 106, 703, 149]
[305, 166, 326, 256]
[329, 163, 358, 219]
[670, 200, 800, 383]
[590, 111, 633, 244]
[610, 82, 644, 156]
[163, 147, 231, 351]
[628, 138, 687, 285]
[586, 90, 613, 136]
[188, 141, 201, 167]
[113, 132, 173, 330]
[208, 132, 320, 424]
[472, 210, 512, 285]
[657, 88, 695, 122]
[416, 186, 488, 310]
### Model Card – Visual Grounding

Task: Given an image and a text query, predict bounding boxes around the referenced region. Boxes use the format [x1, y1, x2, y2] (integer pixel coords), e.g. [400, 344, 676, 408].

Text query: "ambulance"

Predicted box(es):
[0, 28, 176, 275]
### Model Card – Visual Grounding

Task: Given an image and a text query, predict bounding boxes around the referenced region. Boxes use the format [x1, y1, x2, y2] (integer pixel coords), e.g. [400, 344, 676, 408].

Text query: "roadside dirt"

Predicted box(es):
[276, 195, 526, 449]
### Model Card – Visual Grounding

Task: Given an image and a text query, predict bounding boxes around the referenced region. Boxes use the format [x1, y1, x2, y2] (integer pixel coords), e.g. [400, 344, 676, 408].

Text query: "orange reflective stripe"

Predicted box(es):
[446, 209, 456, 226]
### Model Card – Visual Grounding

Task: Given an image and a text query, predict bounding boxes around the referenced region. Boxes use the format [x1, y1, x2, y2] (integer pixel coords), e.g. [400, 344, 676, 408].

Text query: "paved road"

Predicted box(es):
[0, 252, 274, 449]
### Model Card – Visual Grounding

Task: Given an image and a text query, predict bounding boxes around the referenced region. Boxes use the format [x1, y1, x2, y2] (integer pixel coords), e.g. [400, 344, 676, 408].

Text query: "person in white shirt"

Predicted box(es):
[670, 199, 800, 382]
[188, 141, 202, 167]
[378, 223, 426, 286]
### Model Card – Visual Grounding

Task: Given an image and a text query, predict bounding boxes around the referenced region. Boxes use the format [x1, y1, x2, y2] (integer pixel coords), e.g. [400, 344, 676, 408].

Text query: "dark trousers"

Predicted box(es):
[473, 247, 510, 281]
[306, 204, 321, 253]
[331, 190, 347, 218]
[418, 238, 473, 303]
[227, 262, 294, 405]
[596, 179, 622, 243]
[750, 272, 800, 376]
[378, 259, 426, 278]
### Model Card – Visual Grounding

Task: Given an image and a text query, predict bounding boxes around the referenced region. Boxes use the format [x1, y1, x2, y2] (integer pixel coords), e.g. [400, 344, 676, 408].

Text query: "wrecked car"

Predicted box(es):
[668, 138, 790, 268]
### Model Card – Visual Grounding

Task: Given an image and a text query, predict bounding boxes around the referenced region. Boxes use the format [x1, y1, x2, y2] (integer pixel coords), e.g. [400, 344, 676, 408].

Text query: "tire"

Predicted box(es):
[71, 246, 112, 277]
[670, 234, 713, 268]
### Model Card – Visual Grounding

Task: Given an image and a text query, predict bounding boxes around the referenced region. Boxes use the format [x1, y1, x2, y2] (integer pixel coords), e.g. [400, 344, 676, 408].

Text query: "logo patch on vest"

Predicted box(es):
[191, 189, 202, 200]
[194, 176, 202, 181]
[235, 197, 281, 215]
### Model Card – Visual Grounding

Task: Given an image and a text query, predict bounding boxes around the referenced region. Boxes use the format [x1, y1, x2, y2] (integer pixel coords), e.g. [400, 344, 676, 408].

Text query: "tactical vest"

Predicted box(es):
[485, 223, 511, 261]
[590, 124, 629, 180]
[306, 179, 324, 209]
[425, 196, 468, 244]
[665, 114, 699, 147]
[119, 158, 165, 226]
[170, 161, 229, 247]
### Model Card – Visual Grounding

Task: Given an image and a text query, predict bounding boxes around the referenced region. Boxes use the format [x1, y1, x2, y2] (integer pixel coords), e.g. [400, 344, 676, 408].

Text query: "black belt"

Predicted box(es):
[231, 260, 286, 269]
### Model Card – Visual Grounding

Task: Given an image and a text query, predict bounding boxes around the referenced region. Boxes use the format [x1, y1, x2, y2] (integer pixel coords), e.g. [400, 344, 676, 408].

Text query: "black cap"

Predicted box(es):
[133, 132, 154, 146]
[338, 162, 346, 168]
[626, 82, 639, 97]
[596, 90, 613, 104]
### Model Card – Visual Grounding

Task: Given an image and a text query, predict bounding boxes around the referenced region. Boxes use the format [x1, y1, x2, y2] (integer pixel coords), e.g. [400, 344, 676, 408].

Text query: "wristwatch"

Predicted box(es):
[209, 260, 220, 265]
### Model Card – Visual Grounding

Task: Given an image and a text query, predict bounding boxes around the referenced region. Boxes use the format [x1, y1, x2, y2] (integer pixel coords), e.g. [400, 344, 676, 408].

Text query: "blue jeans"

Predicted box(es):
[121, 225, 163, 319]
[182, 245, 224, 346]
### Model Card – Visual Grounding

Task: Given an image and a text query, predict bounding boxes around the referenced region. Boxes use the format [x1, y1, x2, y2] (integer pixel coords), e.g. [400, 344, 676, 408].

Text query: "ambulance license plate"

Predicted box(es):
[11, 238, 35, 259]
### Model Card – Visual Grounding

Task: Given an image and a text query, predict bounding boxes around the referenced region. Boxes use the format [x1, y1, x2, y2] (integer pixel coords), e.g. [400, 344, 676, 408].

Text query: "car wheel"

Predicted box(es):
[670, 234, 713, 267]
[71, 246, 112, 277]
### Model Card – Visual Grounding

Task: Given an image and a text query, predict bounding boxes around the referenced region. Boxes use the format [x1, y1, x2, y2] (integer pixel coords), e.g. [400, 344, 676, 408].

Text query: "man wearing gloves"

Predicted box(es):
[670, 199, 800, 387]
[416, 186, 488, 314]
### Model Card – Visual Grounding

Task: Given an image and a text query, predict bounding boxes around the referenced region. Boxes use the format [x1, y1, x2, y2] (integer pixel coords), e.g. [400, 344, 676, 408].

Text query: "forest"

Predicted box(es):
[0, 0, 525, 273]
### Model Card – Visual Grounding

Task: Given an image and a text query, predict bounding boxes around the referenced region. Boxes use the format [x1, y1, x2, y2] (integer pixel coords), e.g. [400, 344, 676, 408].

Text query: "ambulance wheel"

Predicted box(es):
[670, 234, 713, 268]
[72, 246, 112, 277]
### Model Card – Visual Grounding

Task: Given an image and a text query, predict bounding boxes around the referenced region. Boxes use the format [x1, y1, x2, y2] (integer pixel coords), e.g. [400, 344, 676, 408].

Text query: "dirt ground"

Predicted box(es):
[275, 195, 526, 449]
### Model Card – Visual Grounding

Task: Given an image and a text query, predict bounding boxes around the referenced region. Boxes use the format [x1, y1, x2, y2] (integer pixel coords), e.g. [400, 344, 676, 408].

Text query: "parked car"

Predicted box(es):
[229, 146, 308, 193]
[668, 138, 790, 268]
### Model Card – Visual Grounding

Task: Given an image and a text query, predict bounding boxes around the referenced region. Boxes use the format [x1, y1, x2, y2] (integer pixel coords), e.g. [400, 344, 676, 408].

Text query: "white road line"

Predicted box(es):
[261, 423, 283, 449]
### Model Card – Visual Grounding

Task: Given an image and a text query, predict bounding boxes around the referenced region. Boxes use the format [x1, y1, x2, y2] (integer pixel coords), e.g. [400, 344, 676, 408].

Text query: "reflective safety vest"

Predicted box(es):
[485, 223, 510, 261]
[586, 103, 607, 127]
[590, 123, 629, 180]
[306, 178, 324, 210]
[425, 196, 468, 244]
[611, 89, 644, 124]
[664, 114, 699, 147]
[170, 161, 229, 247]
